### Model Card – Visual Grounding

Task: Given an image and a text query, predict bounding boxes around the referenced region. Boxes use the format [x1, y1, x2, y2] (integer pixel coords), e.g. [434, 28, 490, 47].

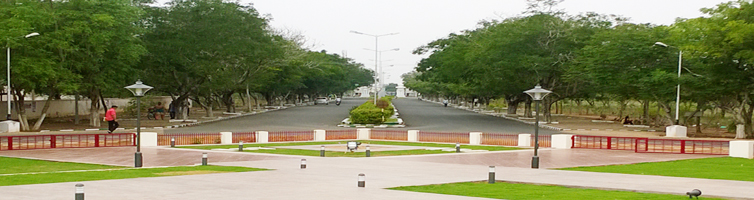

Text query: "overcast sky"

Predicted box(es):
[223, 0, 729, 85]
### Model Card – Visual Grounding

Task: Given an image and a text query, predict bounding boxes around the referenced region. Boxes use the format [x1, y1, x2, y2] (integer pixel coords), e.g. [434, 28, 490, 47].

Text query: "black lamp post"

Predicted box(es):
[524, 84, 551, 169]
[125, 80, 152, 167]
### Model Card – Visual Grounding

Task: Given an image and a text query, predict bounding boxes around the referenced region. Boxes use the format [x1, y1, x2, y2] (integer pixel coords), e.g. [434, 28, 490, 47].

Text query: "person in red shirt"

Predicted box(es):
[105, 105, 119, 133]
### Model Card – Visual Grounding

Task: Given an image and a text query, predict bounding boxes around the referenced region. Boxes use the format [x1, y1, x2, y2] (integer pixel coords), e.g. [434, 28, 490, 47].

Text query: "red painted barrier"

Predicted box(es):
[418, 131, 469, 144]
[0, 133, 135, 150]
[158, 133, 221, 146]
[268, 131, 313, 142]
[481, 133, 518, 146]
[325, 129, 357, 140]
[232, 132, 256, 143]
[371, 130, 407, 141]
[572, 135, 729, 155]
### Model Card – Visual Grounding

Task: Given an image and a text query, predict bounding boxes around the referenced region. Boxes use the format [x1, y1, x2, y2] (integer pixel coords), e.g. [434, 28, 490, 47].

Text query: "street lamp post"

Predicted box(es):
[6, 32, 40, 120]
[364, 48, 399, 97]
[350, 31, 398, 104]
[654, 42, 682, 125]
[524, 84, 551, 169]
[125, 80, 152, 168]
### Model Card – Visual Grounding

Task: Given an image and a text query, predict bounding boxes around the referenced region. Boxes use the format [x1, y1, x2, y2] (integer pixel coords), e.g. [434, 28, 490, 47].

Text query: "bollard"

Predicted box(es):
[75, 183, 84, 200]
[455, 143, 461, 153]
[320, 145, 325, 157]
[358, 173, 365, 187]
[238, 141, 244, 151]
[488, 166, 495, 184]
[170, 137, 175, 147]
[301, 159, 307, 169]
[201, 153, 208, 166]
[366, 145, 371, 157]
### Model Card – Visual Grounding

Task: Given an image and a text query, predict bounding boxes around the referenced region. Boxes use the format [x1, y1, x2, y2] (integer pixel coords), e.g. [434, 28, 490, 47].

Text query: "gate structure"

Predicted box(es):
[572, 135, 729, 155]
[1, 133, 135, 150]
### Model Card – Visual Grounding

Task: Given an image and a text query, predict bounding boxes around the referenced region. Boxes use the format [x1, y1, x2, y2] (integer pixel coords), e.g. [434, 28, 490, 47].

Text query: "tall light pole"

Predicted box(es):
[350, 31, 398, 104]
[654, 42, 682, 125]
[6, 32, 40, 120]
[524, 84, 551, 169]
[364, 48, 399, 97]
[125, 80, 152, 168]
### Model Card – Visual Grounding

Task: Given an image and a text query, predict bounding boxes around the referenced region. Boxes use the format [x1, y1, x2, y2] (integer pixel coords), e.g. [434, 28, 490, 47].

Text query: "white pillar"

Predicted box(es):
[256, 131, 269, 143]
[314, 129, 326, 141]
[140, 132, 158, 147]
[220, 132, 232, 144]
[0, 120, 20, 133]
[729, 141, 754, 159]
[518, 134, 531, 147]
[357, 128, 370, 140]
[469, 132, 482, 145]
[665, 125, 687, 137]
[551, 134, 573, 149]
[408, 130, 419, 142]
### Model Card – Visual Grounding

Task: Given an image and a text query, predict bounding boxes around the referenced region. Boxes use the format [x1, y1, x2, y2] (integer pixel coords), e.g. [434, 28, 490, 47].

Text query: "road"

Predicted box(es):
[391, 98, 558, 134]
[165, 97, 559, 135]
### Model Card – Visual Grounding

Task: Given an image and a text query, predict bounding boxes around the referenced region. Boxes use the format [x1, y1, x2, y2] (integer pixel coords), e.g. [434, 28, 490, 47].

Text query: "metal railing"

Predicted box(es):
[158, 133, 221, 146]
[232, 132, 256, 143]
[533, 135, 551, 148]
[268, 131, 313, 142]
[1, 133, 134, 150]
[418, 131, 469, 144]
[572, 135, 729, 155]
[371, 130, 407, 141]
[481, 133, 518, 146]
[325, 129, 357, 140]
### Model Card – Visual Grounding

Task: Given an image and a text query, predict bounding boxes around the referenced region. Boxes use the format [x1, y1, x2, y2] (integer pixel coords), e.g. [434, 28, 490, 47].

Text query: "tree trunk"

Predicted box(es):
[32, 92, 55, 131]
[89, 96, 101, 127]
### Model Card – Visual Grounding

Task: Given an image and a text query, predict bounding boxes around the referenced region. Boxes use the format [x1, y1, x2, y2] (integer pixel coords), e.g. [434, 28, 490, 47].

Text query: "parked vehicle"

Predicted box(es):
[315, 97, 329, 105]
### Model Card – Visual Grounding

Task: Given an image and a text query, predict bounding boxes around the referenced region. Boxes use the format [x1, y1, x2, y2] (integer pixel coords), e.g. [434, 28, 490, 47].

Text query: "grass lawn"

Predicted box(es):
[0, 165, 265, 186]
[390, 181, 726, 200]
[560, 157, 754, 182]
[177, 140, 520, 157]
[0, 157, 123, 174]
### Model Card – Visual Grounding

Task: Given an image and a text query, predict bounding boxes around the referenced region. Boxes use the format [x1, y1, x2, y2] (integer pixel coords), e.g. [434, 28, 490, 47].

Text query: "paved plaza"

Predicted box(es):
[1, 145, 753, 200]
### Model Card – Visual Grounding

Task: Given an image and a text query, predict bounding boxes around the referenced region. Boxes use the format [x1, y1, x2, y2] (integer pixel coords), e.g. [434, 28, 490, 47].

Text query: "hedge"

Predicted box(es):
[349, 97, 394, 124]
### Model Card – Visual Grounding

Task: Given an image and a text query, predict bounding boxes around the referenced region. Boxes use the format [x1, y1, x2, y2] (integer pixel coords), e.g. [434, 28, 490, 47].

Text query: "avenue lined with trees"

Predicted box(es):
[404, 0, 754, 138]
[1, 0, 373, 131]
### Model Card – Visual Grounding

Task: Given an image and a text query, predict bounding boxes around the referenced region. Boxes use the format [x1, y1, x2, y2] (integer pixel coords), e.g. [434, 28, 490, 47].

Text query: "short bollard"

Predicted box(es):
[320, 145, 325, 157]
[75, 183, 84, 200]
[238, 141, 244, 151]
[300, 159, 307, 169]
[365, 145, 371, 157]
[358, 173, 365, 187]
[455, 143, 461, 153]
[201, 153, 208, 166]
[488, 166, 495, 184]
[170, 137, 175, 147]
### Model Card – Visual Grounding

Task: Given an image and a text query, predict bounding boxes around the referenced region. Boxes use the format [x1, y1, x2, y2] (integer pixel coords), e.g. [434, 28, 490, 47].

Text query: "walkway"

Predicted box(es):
[0, 146, 751, 200]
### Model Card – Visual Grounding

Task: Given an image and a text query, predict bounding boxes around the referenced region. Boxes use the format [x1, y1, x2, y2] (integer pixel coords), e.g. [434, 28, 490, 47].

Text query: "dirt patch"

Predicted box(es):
[155, 170, 228, 176]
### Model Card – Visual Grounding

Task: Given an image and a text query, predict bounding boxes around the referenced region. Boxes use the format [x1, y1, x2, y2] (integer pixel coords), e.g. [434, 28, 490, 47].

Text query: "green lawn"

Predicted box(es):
[177, 140, 520, 157]
[0, 157, 123, 174]
[0, 156, 266, 186]
[560, 157, 754, 182]
[0, 165, 265, 186]
[390, 181, 726, 200]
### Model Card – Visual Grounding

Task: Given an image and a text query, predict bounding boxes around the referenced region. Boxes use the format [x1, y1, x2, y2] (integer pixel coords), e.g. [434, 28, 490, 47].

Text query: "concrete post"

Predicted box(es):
[408, 130, 418, 142]
[358, 173, 365, 187]
[201, 153, 207, 166]
[730, 141, 754, 159]
[518, 134, 532, 147]
[469, 132, 482, 145]
[665, 125, 687, 137]
[488, 166, 495, 184]
[238, 141, 244, 151]
[140, 132, 158, 147]
[300, 159, 307, 169]
[366, 145, 371, 157]
[357, 128, 370, 140]
[551, 134, 573, 149]
[320, 145, 325, 157]
[75, 183, 84, 200]
[314, 129, 326, 141]
[256, 131, 269, 143]
[455, 143, 461, 153]
[170, 137, 175, 147]
[220, 132, 232, 144]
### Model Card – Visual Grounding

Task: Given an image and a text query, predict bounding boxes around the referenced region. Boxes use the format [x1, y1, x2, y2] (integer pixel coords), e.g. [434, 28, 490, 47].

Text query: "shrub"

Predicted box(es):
[349, 98, 395, 124]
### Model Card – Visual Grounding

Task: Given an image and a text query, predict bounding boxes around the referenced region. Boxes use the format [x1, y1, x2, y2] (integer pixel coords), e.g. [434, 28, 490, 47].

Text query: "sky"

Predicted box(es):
[191, 0, 731, 86]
